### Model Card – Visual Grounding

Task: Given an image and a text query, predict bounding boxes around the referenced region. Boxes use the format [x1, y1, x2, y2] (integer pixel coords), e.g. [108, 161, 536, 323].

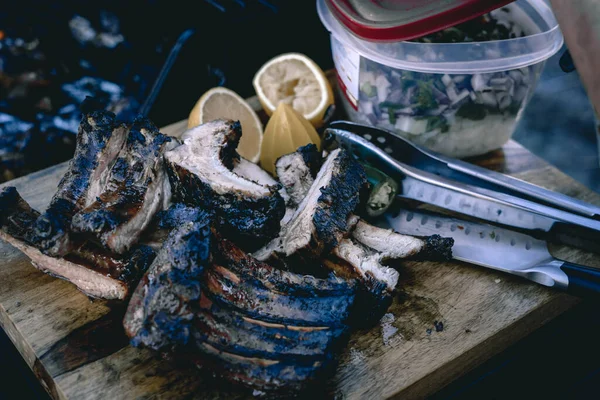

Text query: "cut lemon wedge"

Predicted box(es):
[188, 87, 263, 163]
[253, 53, 334, 128]
[260, 102, 321, 176]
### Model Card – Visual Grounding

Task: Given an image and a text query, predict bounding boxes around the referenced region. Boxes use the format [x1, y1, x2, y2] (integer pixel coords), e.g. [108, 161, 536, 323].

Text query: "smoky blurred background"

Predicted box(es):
[0, 0, 333, 183]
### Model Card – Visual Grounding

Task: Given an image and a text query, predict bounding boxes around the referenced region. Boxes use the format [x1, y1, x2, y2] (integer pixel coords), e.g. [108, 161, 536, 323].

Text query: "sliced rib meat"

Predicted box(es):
[190, 342, 334, 393]
[330, 238, 399, 326]
[195, 295, 347, 359]
[208, 236, 356, 326]
[71, 117, 175, 254]
[327, 220, 453, 326]
[233, 156, 291, 205]
[0, 187, 155, 300]
[352, 219, 454, 261]
[253, 148, 367, 262]
[27, 111, 127, 256]
[165, 119, 285, 251]
[123, 214, 212, 353]
[194, 236, 354, 392]
[332, 239, 399, 292]
[140, 203, 209, 251]
[124, 215, 355, 392]
[275, 143, 322, 206]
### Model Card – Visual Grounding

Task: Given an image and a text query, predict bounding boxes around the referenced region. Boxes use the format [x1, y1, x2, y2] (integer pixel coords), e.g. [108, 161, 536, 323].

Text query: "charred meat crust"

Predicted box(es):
[312, 151, 367, 254]
[27, 111, 126, 256]
[70, 116, 173, 254]
[155, 204, 209, 230]
[123, 214, 212, 353]
[296, 143, 323, 178]
[189, 341, 336, 393]
[165, 119, 285, 251]
[167, 162, 285, 250]
[413, 234, 454, 261]
[196, 238, 353, 392]
[214, 235, 355, 297]
[195, 295, 347, 360]
[0, 186, 155, 300]
[0, 186, 40, 238]
[208, 237, 356, 327]
[203, 265, 354, 327]
[139, 204, 208, 251]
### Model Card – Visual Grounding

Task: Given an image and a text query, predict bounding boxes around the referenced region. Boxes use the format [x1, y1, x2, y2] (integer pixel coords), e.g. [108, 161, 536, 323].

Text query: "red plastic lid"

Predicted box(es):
[325, 0, 516, 42]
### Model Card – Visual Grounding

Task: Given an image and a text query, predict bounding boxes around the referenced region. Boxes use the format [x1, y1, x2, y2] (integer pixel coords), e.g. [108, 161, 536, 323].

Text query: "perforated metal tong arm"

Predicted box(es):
[326, 121, 600, 220]
[323, 123, 600, 253]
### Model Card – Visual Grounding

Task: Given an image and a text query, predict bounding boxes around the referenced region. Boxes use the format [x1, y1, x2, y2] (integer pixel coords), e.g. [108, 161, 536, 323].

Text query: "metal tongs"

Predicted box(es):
[323, 121, 600, 254]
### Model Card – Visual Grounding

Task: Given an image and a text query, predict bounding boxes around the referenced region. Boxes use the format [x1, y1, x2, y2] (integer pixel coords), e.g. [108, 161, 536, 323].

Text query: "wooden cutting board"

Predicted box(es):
[1, 114, 600, 399]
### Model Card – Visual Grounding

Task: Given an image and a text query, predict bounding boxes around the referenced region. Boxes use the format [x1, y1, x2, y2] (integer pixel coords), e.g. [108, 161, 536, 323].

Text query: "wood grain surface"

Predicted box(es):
[1, 114, 599, 399]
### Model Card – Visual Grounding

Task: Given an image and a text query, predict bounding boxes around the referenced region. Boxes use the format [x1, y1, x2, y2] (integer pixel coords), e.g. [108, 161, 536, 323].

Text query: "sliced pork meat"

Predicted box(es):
[331, 238, 399, 326]
[253, 148, 367, 263]
[233, 157, 290, 205]
[27, 111, 127, 256]
[193, 236, 355, 392]
[123, 214, 212, 353]
[233, 157, 278, 188]
[352, 219, 454, 261]
[165, 119, 285, 251]
[71, 117, 176, 254]
[275, 143, 323, 206]
[140, 203, 209, 251]
[124, 215, 355, 392]
[326, 221, 453, 326]
[190, 341, 336, 393]
[0, 187, 155, 300]
[208, 236, 356, 326]
[195, 297, 347, 359]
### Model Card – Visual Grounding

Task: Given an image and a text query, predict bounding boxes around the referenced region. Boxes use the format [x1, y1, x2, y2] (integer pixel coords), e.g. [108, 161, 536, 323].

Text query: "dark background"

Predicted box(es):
[1, 1, 599, 399]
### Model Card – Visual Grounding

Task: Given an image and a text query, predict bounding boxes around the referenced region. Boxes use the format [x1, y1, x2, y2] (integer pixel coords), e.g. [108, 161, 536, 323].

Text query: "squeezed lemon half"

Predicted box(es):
[253, 53, 334, 128]
[260, 102, 321, 176]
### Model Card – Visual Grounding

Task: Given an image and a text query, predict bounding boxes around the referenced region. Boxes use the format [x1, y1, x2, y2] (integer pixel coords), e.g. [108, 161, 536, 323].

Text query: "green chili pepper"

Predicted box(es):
[361, 164, 399, 217]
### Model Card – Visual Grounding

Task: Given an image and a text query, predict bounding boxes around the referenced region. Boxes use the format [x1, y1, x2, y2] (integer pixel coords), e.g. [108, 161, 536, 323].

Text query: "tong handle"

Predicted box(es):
[561, 261, 600, 298]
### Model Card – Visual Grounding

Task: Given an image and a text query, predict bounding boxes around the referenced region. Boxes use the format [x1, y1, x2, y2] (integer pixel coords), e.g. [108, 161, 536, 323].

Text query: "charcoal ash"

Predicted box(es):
[0, 5, 144, 184]
[0, 75, 140, 183]
[69, 13, 124, 50]
[0, 113, 33, 181]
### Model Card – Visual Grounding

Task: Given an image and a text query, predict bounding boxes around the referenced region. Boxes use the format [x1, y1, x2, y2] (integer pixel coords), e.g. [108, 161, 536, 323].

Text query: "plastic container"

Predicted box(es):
[317, 0, 564, 158]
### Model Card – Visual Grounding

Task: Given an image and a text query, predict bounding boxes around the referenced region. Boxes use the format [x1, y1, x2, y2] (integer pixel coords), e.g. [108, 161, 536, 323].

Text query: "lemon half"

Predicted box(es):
[253, 53, 334, 128]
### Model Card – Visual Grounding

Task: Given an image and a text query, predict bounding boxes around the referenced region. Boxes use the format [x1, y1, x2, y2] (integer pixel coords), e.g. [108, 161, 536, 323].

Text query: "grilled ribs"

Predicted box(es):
[27, 111, 128, 256]
[0, 187, 155, 299]
[165, 119, 285, 251]
[71, 116, 175, 254]
[124, 211, 356, 392]
[275, 143, 322, 206]
[352, 219, 454, 261]
[123, 213, 212, 353]
[254, 148, 367, 263]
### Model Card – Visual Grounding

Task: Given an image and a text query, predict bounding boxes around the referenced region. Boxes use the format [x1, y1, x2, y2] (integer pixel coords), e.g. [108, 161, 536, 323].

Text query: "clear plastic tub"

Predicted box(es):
[317, 0, 564, 158]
